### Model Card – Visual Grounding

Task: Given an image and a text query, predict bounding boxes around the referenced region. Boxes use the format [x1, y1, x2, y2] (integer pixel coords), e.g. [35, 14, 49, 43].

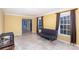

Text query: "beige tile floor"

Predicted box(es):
[1, 32, 79, 50]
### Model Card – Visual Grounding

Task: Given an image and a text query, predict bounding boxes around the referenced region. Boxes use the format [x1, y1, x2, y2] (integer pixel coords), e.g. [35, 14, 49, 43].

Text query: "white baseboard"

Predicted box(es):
[58, 39, 79, 47]
[75, 44, 79, 47]
[58, 39, 70, 44]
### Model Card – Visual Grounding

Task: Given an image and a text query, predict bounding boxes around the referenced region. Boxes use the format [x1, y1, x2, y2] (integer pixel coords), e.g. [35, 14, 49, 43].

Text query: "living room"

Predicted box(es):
[0, 8, 79, 50]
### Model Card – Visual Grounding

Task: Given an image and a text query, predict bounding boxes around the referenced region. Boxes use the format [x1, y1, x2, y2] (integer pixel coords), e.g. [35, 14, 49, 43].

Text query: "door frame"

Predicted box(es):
[22, 19, 27, 34]
[30, 19, 32, 32]
[22, 19, 32, 34]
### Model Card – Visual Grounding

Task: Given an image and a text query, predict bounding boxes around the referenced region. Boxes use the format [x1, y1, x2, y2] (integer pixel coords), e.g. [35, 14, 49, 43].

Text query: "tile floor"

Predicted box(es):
[1, 32, 79, 50]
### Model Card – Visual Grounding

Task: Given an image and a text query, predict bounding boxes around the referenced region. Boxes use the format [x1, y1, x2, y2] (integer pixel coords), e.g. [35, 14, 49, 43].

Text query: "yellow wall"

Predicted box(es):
[4, 15, 36, 36]
[0, 9, 4, 33]
[43, 13, 56, 29]
[57, 34, 70, 42]
[32, 18, 37, 33]
[76, 9, 79, 45]
[4, 15, 22, 36]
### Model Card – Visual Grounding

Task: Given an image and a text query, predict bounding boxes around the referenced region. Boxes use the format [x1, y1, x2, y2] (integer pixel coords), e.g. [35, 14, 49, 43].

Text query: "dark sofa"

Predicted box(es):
[0, 32, 14, 49]
[39, 29, 57, 41]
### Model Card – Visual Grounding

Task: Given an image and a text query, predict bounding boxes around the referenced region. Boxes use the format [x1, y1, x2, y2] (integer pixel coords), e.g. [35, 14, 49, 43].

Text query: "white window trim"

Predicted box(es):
[58, 11, 71, 36]
[38, 17, 42, 32]
[38, 17, 42, 29]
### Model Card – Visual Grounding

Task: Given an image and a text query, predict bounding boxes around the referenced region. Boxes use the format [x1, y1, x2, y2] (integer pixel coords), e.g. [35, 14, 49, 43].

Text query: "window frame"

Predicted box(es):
[58, 11, 71, 36]
[38, 17, 42, 29]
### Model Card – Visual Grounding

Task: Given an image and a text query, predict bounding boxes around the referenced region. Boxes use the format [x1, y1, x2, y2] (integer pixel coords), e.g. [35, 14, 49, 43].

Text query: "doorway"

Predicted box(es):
[22, 19, 32, 34]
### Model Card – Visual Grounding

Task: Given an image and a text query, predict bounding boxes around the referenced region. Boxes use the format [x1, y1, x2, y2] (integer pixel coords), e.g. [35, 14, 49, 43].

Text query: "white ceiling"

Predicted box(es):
[3, 8, 73, 17]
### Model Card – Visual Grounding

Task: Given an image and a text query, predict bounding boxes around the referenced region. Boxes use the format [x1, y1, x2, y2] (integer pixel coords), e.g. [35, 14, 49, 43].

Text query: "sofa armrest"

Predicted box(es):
[0, 32, 14, 49]
[0, 32, 14, 43]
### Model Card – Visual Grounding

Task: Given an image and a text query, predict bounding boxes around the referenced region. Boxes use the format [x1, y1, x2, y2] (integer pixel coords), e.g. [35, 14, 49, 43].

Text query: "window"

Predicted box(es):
[37, 17, 43, 33]
[38, 17, 42, 29]
[58, 11, 71, 35]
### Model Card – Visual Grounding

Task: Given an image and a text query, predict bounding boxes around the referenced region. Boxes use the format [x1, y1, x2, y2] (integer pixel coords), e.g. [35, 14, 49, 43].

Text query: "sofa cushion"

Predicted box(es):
[42, 29, 57, 35]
